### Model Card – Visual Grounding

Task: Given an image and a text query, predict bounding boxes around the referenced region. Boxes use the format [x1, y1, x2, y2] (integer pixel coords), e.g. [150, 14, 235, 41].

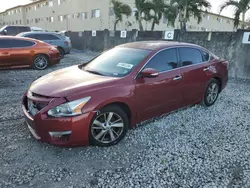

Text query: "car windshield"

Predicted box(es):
[0, 26, 6, 32]
[83, 47, 151, 77]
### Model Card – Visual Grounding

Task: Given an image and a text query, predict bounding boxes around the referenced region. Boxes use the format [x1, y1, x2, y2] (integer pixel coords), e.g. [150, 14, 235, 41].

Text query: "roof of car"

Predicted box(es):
[0, 36, 39, 42]
[117, 41, 202, 51]
[19, 31, 58, 35]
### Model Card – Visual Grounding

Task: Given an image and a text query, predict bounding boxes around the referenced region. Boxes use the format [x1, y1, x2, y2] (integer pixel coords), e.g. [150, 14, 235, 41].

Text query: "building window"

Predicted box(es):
[206, 15, 210, 20]
[227, 20, 231, 24]
[59, 15, 63, 22]
[50, 17, 54, 22]
[109, 7, 114, 16]
[58, 0, 61, 5]
[49, 0, 53, 7]
[27, 19, 29, 24]
[16, 20, 18, 24]
[20, 20, 22, 24]
[92, 9, 100, 18]
[34, 5, 37, 10]
[82, 12, 88, 20]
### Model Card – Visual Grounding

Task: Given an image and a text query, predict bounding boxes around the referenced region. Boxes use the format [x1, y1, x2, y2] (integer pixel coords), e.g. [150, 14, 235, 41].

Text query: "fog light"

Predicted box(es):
[49, 131, 72, 141]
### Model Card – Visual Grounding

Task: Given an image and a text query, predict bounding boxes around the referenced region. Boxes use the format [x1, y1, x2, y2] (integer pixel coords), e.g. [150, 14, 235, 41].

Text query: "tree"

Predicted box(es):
[134, 0, 153, 31]
[219, 0, 250, 29]
[111, 0, 132, 31]
[145, 0, 167, 31]
[169, 0, 211, 31]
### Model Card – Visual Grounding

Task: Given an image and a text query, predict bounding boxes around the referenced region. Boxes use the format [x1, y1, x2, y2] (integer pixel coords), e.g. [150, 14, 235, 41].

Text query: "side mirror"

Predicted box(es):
[139, 68, 159, 78]
[3, 30, 7, 35]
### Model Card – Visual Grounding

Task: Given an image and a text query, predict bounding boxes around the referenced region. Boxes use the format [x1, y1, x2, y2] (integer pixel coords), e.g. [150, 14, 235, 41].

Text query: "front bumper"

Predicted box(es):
[22, 93, 95, 147]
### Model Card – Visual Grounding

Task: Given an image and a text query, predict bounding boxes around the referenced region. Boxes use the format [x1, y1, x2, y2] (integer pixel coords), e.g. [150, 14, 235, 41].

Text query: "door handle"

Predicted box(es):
[203, 67, 210, 71]
[173, 75, 182, 81]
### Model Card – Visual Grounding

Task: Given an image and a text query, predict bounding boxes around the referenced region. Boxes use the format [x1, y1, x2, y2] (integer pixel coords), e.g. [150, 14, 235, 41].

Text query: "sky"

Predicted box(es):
[0, 0, 236, 18]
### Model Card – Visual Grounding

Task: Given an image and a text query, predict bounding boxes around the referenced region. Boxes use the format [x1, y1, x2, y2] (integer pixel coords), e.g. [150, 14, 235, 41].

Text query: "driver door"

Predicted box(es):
[134, 48, 184, 122]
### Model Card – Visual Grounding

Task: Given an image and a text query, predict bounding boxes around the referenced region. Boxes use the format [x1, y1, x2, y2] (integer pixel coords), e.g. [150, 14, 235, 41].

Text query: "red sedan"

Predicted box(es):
[22, 41, 228, 147]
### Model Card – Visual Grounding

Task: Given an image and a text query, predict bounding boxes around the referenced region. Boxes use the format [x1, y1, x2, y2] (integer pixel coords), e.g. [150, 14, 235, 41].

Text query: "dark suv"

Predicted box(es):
[0, 25, 31, 36]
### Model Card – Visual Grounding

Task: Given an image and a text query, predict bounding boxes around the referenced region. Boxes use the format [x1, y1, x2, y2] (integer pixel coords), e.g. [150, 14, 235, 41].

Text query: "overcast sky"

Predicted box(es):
[0, 0, 236, 18]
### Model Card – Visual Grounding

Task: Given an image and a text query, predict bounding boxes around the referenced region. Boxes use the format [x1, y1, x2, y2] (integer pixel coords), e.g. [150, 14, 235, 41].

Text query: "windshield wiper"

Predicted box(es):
[85, 69, 104, 76]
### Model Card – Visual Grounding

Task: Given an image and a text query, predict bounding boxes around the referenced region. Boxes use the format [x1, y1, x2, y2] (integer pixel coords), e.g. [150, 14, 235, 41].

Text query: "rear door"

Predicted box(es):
[0, 39, 12, 68]
[135, 48, 184, 121]
[9, 39, 36, 66]
[178, 47, 212, 106]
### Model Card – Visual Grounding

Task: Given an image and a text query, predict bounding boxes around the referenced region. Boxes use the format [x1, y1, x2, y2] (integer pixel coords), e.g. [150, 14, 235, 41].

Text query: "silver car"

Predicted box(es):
[17, 32, 72, 57]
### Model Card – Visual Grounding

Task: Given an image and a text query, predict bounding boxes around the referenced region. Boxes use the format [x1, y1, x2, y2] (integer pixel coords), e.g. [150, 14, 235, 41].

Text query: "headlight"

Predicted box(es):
[48, 97, 91, 117]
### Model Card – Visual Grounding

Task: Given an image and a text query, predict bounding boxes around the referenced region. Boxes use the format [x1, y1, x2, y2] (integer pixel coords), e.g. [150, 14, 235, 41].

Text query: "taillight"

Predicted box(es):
[64, 41, 69, 46]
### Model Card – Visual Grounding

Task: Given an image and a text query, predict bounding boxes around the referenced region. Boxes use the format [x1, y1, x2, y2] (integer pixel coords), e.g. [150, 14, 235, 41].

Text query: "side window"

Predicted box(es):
[18, 27, 31, 33]
[179, 47, 203, 66]
[0, 39, 10, 48]
[6, 26, 18, 35]
[202, 51, 210, 61]
[144, 49, 178, 72]
[25, 34, 38, 39]
[36, 34, 60, 40]
[9, 39, 35, 48]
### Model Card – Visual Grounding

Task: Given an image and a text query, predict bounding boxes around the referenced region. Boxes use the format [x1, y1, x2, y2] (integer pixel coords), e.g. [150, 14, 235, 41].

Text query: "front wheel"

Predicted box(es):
[89, 105, 128, 147]
[202, 79, 220, 107]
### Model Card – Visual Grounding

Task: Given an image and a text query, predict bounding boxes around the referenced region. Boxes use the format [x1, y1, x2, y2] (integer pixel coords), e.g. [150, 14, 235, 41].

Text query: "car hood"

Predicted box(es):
[29, 65, 118, 97]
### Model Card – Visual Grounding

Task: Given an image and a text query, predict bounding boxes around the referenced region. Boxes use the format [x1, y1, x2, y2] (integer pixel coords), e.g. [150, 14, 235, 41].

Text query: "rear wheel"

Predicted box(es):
[89, 105, 128, 147]
[202, 79, 220, 106]
[32, 55, 49, 70]
[57, 47, 65, 58]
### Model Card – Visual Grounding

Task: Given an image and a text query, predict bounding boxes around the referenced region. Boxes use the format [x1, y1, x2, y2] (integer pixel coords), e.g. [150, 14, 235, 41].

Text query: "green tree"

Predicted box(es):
[134, 0, 153, 31]
[169, 0, 211, 31]
[111, 0, 132, 31]
[219, 0, 250, 29]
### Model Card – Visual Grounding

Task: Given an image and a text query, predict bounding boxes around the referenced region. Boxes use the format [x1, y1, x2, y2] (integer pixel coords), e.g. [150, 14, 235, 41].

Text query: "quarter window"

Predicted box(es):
[179, 48, 203, 66]
[144, 49, 178, 72]
[36, 34, 60, 40]
[202, 51, 210, 61]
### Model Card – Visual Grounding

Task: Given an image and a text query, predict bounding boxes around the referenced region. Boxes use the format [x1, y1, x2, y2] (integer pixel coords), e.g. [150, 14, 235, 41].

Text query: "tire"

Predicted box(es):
[202, 79, 220, 107]
[89, 105, 128, 147]
[32, 55, 49, 70]
[57, 47, 65, 58]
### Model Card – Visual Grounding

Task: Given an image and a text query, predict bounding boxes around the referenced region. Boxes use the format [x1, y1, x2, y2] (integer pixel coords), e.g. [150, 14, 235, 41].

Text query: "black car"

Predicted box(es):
[0, 25, 31, 36]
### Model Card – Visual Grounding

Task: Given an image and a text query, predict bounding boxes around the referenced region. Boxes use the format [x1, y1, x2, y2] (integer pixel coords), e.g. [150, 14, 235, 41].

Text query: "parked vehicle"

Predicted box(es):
[0, 25, 31, 36]
[22, 41, 228, 147]
[31, 27, 43, 32]
[17, 32, 72, 57]
[0, 36, 61, 70]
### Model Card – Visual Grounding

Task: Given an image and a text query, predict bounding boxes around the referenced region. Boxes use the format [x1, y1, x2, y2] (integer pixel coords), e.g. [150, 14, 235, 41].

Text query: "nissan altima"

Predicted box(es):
[22, 41, 228, 147]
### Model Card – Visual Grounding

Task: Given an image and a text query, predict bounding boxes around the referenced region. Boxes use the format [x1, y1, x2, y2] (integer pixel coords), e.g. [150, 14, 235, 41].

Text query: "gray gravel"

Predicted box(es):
[0, 52, 250, 188]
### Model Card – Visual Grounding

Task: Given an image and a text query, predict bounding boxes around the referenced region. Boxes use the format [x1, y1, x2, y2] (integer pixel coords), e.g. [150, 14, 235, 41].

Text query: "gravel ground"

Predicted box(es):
[0, 52, 250, 188]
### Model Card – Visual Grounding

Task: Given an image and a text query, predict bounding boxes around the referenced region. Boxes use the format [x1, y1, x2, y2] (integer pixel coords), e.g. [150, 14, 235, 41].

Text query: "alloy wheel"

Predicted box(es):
[206, 83, 219, 104]
[91, 112, 124, 144]
[34, 56, 48, 70]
